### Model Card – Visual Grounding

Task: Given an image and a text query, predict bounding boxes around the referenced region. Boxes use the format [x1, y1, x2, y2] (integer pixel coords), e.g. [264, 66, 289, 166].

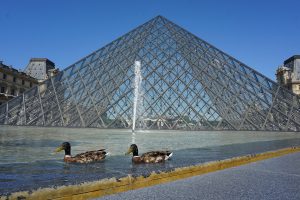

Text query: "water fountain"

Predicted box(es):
[132, 61, 142, 143]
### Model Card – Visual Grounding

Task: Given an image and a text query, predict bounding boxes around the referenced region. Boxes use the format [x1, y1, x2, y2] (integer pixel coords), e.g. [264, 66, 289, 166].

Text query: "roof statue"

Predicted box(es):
[0, 16, 299, 131]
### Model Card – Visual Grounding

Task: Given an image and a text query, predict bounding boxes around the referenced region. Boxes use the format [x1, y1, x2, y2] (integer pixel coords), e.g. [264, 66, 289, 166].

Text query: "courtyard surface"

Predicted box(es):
[97, 151, 300, 200]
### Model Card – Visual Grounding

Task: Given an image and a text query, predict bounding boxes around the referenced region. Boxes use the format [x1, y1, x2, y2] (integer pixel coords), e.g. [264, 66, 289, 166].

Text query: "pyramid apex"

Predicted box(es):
[150, 15, 170, 24]
[153, 15, 167, 20]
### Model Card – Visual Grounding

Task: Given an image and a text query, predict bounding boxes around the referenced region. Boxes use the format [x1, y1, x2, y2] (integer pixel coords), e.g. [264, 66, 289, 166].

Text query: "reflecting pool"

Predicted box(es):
[0, 126, 300, 196]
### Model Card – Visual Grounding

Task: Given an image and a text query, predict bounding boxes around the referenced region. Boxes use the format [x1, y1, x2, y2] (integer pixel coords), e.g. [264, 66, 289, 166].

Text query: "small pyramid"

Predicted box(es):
[0, 16, 299, 131]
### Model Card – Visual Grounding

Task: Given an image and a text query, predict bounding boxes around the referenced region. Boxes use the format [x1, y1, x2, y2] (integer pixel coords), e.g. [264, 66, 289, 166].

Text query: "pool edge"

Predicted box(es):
[2, 146, 300, 200]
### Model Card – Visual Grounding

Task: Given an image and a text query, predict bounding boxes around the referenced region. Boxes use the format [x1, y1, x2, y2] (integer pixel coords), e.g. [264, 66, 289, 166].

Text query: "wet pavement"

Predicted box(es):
[97, 151, 300, 200]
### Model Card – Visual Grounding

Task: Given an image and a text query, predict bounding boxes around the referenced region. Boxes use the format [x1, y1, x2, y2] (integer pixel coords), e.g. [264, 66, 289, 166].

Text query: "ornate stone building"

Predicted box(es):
[0, 61, 38, 105]
[24, 58, 58, 82]
[276, 55, 300, 95]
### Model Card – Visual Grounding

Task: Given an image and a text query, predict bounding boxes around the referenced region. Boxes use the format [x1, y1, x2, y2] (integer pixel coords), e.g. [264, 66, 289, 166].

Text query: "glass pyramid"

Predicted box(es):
[1, 16, 300, 131]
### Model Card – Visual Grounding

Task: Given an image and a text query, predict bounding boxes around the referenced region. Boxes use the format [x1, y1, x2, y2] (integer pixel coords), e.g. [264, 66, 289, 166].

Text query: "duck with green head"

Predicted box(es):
[125, 144, 173, 163]
[55, 142, 107, 163]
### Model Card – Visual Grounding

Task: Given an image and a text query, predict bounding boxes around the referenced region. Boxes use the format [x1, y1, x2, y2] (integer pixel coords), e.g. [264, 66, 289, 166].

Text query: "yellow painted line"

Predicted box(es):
[2, 146, 300, 200]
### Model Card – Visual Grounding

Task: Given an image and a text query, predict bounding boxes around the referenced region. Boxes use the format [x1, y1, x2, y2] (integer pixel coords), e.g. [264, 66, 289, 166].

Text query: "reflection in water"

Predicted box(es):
[0, 126, 300, 195]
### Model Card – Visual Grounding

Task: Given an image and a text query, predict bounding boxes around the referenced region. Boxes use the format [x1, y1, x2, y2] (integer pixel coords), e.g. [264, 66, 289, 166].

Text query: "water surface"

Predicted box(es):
[0, 126, 299, 196]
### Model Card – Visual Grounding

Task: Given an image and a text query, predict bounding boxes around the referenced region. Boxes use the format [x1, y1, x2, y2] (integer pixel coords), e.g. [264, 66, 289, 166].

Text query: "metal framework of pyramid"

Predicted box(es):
[1, 16, 300, 131]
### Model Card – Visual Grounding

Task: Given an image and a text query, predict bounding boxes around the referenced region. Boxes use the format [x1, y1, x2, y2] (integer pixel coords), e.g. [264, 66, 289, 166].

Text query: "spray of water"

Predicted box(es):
[132, 61, 142, 143]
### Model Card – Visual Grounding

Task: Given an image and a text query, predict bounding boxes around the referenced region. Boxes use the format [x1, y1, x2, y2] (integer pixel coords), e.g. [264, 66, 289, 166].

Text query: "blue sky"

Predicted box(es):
[1, 0, 299, 80]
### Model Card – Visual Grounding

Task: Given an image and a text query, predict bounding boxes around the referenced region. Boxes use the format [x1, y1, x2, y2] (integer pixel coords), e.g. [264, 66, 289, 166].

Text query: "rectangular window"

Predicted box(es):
[3, 74, 7, 79]
[11, 89, 15, 96]
[1, 87, 5, 93]
[30, 82, 32, 87]
[13, 77, 16, 82]
[22, 80, 25, 85]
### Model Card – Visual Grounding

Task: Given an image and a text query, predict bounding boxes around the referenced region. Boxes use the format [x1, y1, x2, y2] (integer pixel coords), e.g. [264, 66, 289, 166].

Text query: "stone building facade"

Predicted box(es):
[24, 58, 57, 82]
[0, 62, 38, 105]
[276, 55, 300, 95]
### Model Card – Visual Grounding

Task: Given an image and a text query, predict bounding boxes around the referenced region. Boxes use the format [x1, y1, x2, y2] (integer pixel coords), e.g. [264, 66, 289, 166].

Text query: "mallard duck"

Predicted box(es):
[55, 142, 107, 163]
[125, 144, 173, 163]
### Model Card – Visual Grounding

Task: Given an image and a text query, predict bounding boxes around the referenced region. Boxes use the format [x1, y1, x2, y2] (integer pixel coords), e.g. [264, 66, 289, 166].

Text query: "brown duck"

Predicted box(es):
[125, 144, 173, 163]
[55, 142, 107, 163]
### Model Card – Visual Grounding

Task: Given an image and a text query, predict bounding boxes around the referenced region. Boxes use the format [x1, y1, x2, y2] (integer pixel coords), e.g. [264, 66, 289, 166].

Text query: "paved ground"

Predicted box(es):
[95, 152, 300, 200]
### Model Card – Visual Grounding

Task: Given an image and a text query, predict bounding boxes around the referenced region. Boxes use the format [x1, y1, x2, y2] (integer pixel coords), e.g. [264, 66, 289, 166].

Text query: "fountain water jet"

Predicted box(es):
[132, 61, 142, 142]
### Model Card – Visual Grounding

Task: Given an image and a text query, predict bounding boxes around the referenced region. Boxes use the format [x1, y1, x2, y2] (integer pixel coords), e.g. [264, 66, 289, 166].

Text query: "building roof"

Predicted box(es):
[284, 55, 300, 65]
[29, 58, 55, 67]
[0, 61, 37, 81]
